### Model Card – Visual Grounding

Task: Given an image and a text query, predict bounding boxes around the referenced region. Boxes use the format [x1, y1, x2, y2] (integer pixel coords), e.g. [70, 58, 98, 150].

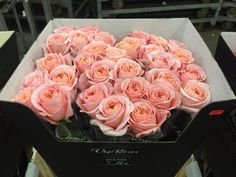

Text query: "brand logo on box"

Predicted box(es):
[90, 148, 139, 155]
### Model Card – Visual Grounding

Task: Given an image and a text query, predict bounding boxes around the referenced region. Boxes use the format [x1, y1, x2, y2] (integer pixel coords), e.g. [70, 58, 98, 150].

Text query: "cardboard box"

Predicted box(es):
[0, 19, 234, 177]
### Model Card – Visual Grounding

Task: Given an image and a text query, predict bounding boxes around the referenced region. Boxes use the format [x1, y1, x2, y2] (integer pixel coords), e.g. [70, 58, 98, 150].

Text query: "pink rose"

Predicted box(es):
[76, 82, 113, 115]
[36, 53, 72, 72]
[78, 73, 91, 91]
[149, 35, 168, 48]
[115, 37, 145, 58]
[128, 30, 151, 43]
[167, 39, 188, 52]
[54, 26, 75, 33]
[90, 95, 134, 136]
[112, 58, 144, 79]
[14, 88, 33, 107]
[105, 46, 128, 62]
[138, 44, 165, 59]
[172, 48, 194, 64]
[147, 51, 181, 71]
[85, 59, 115, 84]
[83, 41, 109, 58]
[129, 100, 168, 138]
[69, 30, 91, 54]
[79, 25, 100, 36]
[146, 81, 181, 110]
[179, 64, 206, 82]
[120, 77, 150, 100]
[73, 52, 98, 75]
[94, 31, 116, 46]
[44, 33, 70, 55]
[22, 71, 44, 89]
[31, 84, 73, 123]
[145, 69, 181, 90]
[46, 65, 77, 89]
[180, 81, 211, 113]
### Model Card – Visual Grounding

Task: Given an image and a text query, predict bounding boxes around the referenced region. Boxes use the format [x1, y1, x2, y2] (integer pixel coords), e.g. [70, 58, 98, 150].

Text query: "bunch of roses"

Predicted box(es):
[14, 25, 211, 138]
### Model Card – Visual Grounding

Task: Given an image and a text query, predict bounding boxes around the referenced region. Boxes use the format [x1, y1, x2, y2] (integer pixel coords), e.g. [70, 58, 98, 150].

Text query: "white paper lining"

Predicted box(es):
[221, 32, 236, 55]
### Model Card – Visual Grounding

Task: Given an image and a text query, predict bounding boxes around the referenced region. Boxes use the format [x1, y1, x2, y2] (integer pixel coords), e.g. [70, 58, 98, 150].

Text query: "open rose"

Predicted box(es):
[129, 100, 168, 138]
[31, 84, 73, 123]
[128, 30, 151, 43]
[44, 33, 70, 55]
[179, 64, 206, 82]
[147, 51, 181, 71]
[54, 26, 75, 33]
[74, 52, 98, 75]
[172, 48, 194, 64]
[22, 71, 44, 89]
[14, 88, 33, 107]
[120, 77, 150, 100]
[138, 44, 165, 59]
[149, 35, 168, 48]
[90, 95, 134, 136]
[146, 81, 181, 110]
[79, 25, 100, 38]
[94, 31, 116, 46]
[180, 81, 211, 113]
[85, 59, 115, 84]
[83, 41, 109, 58]
[69, 30, 90, 54]
[115, 37, 145, 58]
[76, 82, 113, 115]
[46, 65, 77, 89]
[112, 58, 144, 79]
[145, 69, 181, 90]
[36, 53, 72, 72]
[167, 39, 188, 53]
[105, 46, 127, 62]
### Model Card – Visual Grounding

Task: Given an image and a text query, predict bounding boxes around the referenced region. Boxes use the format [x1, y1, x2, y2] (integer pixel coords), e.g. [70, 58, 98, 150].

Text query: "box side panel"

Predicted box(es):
[221, 32, 236, 54]
[181, 20, 234, 102]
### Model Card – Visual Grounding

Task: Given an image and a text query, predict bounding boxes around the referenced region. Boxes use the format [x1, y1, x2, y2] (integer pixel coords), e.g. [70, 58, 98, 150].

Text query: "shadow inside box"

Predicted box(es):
[0, 100, 234, 177]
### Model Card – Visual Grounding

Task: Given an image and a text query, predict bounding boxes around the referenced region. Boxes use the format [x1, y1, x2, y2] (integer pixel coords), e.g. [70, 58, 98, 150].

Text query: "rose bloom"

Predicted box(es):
[129, 100, 168, 138]
[74, 52, 98, 75]
[54, 26, 75, 33]
[115, 37, 145, 58]
[46, 65, 77, 89]
[14, 88, 33, 107]
[167, 39, 188, 53]
[112, 58, 144, 79]
[83, 41, 109, 58]
[147, 51, 181, 71]
[179, 64, 206, 82]
[145, 69, 181, 90]
[138, 44, 165, 59]
[94, 31, 116, 46]
[120, 77, 150, 100]
[105, 46, 127, 62]
[36, 53, 72, 73]
[128, 30, 151, 43]
[90, 95, 134, 136]
[85, 59, 115, 84]
[79, 25, 100, 35]
[22, 71, 44, 89]
[76, 82, 113, 115]
[69, 30, 91, 54]
[172, 48, 194, 64]
[180, 81, 211, 113]
[146, 81, 181, 110]
[149, 35, 168, 48]
[44, 33, 70, 55]
[31, 84, 73, 123]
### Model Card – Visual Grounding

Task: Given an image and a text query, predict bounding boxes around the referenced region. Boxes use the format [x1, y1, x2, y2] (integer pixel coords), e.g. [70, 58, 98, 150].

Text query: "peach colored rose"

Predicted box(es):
[128, 30, 151, 43]
[90, 95, 134, 136]
[167, 39, 188, 53]
[105, 46, 127, 62]
[36, 53, 72, 73]
[149, 35, 168, 48]
[31, 84, 73, 123]
[76, 82, 113, 115]
[73, 52, 98, 75]
[45, 33, 70, 55]
[146, 81, 181, 110]
[46, 65, 77, 89]
[54, 26, 75, 33]
[83, 41, 109, 58]
[79, 25, 100, 36]
[115, 37, 145, 58]
[94, 31, 116, 46]
[180, 81, 211, 113]
[120, 77, 150, 100]
[179, 64, 206, 82]
[172, 48, 194, 64]
[138, 44, 165, 59]
[14, 88, 33, 107]
[78, 73, 91, 91]
[147, 51, 181, 71]
[22, 71, 44, 89]
[129, 100, 168, 138]
[112, 58, 144, 79]
[85, 59, 115, 84]
[69, 30, 91, 54]
[145, 69, 181, 90]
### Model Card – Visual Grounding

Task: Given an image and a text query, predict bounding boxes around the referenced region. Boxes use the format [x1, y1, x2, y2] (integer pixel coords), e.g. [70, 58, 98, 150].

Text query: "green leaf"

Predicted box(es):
[55, 122, 72, 139]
